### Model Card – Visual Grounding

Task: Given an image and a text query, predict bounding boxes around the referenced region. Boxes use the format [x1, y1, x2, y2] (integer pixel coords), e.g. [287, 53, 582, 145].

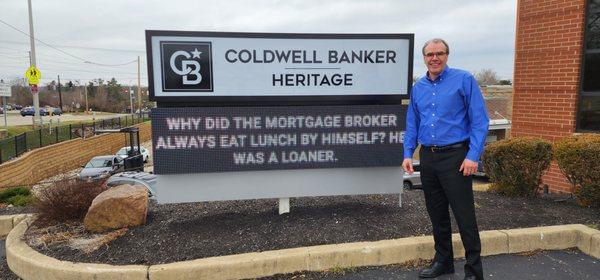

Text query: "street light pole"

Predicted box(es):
[129, 84, 133, 114]
[27, 0, 41, 127]
[137, 56, 141, 117]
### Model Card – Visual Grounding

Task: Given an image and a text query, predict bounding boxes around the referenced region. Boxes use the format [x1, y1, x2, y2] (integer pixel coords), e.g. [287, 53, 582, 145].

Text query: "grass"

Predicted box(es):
[69, 111, 116, 116]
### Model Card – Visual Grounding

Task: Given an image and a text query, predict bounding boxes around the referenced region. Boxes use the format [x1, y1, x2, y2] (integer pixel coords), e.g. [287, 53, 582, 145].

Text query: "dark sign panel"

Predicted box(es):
[151, 105, 406, 174]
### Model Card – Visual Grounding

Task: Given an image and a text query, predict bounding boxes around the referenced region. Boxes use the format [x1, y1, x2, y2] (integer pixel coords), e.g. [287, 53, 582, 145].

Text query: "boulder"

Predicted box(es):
[84, 184, 148, 233]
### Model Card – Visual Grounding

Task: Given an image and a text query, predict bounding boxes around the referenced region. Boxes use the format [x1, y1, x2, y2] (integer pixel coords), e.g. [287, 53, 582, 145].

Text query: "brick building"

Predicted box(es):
[512, 0, 599, 193]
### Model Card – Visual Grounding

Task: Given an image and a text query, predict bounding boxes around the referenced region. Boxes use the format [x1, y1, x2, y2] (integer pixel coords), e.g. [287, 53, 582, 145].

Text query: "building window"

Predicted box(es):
[578, 0, 600, 131]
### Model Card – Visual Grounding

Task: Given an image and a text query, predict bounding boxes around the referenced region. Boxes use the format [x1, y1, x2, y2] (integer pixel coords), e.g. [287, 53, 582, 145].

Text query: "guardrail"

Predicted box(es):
[0, 113, 149, 164]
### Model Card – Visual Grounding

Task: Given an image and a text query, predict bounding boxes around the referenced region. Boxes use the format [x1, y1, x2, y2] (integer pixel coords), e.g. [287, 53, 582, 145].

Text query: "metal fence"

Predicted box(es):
[0, 114, 149, 164]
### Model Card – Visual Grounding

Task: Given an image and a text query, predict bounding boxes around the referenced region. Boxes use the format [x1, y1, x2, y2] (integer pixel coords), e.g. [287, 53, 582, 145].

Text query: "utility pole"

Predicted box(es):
[27, 0, 41, 127]
[57, 75, 63, 111]
[137, 56, 142, 117]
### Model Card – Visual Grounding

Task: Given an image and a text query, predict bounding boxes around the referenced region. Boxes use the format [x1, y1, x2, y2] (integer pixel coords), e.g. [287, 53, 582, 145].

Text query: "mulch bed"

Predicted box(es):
[0, 205, 36, 216]
[22, 189, 600, 266]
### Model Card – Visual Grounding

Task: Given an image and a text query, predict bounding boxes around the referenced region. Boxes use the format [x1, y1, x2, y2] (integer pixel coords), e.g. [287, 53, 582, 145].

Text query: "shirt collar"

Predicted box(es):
[425, 66, 450, 83]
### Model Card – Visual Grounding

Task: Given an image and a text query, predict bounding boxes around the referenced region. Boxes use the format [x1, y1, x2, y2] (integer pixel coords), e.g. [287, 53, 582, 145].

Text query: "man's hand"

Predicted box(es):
[402, 158, 414, 174]
[460, 159, 478, 176]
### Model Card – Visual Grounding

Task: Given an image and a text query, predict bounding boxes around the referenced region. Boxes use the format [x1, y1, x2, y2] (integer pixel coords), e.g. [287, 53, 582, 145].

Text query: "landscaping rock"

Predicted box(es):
[84, 184, 148, 233]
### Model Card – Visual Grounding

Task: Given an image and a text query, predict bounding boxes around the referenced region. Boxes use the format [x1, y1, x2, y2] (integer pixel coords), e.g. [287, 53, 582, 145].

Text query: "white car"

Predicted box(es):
[116, 146, 150, 163]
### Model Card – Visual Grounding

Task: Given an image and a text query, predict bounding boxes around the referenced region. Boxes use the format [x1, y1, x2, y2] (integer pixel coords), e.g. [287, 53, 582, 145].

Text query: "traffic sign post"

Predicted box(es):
[0, 82, 11, 129]
[25, 66, 42, 127]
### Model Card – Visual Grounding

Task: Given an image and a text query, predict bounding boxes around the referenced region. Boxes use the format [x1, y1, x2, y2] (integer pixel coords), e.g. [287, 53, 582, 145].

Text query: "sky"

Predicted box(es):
[0, 0, 517, 87]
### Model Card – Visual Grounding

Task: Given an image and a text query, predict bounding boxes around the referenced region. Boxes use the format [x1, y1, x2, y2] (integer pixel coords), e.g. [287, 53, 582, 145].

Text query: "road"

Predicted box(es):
[0, 111, 130, 127]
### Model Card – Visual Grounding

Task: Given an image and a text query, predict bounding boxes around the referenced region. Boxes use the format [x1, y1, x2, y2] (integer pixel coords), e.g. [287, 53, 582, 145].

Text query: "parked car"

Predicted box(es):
[78, 155, 124, 179]
[403, 160, 422, 189]
[11, 104, 23, 110]
[106, 171, 157, 198]
[20, 107, 35, 116]
[0, 107, 3, 114]
[49, 107, 63, 116]
[116, 146, 150, 163]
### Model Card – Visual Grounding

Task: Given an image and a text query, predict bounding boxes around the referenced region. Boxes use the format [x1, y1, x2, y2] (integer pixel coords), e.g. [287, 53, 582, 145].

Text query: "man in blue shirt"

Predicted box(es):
[403, 38, 489, 280]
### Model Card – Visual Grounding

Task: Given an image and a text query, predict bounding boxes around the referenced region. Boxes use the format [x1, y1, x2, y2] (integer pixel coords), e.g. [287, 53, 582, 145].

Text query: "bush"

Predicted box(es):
[34, 178, 108, 226]
[482, 137, 552, 197]
[554, 134, 600, 207]
[0, 186, 31, 203]
[7, 195, 36, 206]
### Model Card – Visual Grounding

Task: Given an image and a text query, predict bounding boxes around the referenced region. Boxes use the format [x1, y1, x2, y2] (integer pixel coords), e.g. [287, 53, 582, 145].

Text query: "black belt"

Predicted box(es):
[422, 141, 469, 153]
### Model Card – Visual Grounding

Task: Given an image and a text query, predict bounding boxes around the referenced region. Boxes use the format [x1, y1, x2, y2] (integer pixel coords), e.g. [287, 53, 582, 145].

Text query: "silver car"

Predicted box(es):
[403, 160, 422, 189]
[78, 155, 124, 179]
[106, 171, 157, 199]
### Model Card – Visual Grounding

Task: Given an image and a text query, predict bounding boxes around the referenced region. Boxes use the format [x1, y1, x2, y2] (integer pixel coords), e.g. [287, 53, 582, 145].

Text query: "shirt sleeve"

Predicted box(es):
[463, 74, 489, 162]
[403, 85, 420, 159]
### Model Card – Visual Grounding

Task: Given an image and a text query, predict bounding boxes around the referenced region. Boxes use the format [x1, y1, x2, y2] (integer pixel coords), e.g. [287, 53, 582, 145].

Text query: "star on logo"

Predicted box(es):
[190, 48, 202, 59]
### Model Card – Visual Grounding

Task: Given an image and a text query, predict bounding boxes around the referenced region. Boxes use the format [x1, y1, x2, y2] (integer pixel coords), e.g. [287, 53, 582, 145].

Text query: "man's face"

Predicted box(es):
[423, 42, 448, 77]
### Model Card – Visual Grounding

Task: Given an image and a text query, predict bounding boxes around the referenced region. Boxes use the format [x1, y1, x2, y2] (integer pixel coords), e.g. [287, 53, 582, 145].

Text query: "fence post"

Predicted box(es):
[56, 126, 59, 143]
[0, 145, 3, 164]
[69, 124, 72, 139]
[81, 123, 84, 138]
[39, 129, 42, 147]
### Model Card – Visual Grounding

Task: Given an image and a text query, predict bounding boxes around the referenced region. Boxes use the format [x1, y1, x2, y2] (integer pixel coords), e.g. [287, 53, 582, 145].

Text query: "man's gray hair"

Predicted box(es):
[422, 38, 450, 55]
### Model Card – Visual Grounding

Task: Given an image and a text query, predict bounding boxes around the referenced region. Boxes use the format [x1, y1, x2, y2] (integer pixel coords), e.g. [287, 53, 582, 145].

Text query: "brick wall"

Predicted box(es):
[512, 0, 586, 193]
[0, 123, 151, 189]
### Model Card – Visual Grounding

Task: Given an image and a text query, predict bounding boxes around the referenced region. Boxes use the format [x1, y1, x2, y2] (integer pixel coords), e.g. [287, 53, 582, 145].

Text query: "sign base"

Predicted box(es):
[154, 166, 403, 204]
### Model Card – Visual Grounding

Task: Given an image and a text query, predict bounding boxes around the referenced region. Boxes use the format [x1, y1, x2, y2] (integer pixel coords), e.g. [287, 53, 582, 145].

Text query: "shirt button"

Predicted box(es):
[430, 124, 434, 127]
[433, 93, 436, 95]
[432, 135, 435, 138]
[432, 113, 435, 116]
[432, 103, 435, 106]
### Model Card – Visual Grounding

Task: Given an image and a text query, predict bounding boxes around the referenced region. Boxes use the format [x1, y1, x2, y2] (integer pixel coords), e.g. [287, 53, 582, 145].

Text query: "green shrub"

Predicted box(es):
[34, 178, 108, 226]
[7, 194, 36, 207]
[0, 186, 31, 203]
[554, 134, 600, 207]
[482, 137, 552, 197]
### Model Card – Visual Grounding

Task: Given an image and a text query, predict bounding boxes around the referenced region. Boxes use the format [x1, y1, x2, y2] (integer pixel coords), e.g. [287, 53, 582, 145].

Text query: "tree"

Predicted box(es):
[474, 69, 499, 86]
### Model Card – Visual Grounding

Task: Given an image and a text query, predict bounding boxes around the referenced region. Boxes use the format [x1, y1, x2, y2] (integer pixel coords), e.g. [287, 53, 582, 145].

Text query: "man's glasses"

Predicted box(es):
[424, 51, 447, 58]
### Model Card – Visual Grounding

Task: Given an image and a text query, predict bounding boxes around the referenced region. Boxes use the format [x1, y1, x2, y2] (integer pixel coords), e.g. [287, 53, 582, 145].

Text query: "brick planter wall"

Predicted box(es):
[512, 0, 586, 193]
[0, 122, 151, 189]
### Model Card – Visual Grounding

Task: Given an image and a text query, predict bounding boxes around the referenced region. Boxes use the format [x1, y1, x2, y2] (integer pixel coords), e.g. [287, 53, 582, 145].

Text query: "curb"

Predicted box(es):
[6, 220, 600, 280]
[0, 214, 33, 237]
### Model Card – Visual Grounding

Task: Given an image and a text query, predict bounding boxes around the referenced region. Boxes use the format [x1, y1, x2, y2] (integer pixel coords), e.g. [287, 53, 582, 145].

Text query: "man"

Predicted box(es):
[403, 38, 489, 280]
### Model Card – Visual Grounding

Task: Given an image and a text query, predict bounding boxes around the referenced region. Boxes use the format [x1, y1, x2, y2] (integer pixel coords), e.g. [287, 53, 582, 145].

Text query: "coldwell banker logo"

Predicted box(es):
[161, 41, 213, 92]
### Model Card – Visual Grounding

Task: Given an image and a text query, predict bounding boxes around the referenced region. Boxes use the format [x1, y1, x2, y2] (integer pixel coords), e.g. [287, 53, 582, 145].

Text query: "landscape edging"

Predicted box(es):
[5, 218, 600, 280]
[0, 214, 33, 237]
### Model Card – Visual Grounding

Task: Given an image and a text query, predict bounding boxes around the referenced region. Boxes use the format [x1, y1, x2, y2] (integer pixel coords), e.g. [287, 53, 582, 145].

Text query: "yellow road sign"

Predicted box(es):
[25, 66, 41, 85]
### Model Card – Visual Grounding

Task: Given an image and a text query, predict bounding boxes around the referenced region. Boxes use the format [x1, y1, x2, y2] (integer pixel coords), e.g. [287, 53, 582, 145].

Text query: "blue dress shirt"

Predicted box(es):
[403, 66, 489, 162]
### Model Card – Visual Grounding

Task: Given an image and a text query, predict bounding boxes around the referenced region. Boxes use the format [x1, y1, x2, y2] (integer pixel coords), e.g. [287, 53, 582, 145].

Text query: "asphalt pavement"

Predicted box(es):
[313, 250, 600, 280]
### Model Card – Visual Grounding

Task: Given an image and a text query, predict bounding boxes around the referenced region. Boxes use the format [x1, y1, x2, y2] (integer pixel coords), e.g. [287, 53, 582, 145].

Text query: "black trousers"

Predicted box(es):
[419, 146, 484, 279]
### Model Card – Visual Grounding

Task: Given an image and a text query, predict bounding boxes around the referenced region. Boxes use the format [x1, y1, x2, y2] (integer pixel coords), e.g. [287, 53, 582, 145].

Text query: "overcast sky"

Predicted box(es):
[1, 0, 517, 86]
